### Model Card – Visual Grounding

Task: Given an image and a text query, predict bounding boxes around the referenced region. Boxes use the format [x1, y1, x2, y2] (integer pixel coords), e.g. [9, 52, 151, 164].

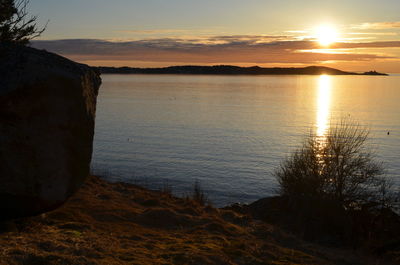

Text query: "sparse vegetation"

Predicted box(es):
[0, 0, 46, 44]
[161, 179, 172, 195]
[191, 179, 208, 205]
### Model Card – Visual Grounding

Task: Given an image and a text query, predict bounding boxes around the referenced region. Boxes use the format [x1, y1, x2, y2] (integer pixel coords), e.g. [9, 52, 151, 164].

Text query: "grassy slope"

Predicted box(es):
[0, 176, 393, 265]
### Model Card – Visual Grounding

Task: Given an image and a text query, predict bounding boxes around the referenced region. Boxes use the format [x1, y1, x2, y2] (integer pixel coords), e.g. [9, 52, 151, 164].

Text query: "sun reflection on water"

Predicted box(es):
[316, 75, 332, 138]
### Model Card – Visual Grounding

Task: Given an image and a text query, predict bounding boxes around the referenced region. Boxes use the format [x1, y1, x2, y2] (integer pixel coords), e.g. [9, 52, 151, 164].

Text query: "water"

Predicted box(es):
[92, 74, 400, 206]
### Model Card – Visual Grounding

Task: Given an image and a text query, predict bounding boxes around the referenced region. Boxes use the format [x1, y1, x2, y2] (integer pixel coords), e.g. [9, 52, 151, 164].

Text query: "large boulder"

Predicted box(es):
[0, 44, 101, 220]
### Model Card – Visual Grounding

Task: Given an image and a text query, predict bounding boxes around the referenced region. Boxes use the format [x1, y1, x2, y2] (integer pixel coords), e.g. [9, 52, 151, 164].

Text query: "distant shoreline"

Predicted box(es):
[96, 65, 388, 76]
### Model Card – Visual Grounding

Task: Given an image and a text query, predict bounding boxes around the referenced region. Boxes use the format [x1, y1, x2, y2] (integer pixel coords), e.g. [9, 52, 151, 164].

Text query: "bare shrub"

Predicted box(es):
[276, 117, 397, 211]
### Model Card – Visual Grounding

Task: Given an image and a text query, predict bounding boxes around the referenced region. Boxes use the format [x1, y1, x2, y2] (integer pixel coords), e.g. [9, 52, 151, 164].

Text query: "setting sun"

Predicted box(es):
[314, 25, 339, 46]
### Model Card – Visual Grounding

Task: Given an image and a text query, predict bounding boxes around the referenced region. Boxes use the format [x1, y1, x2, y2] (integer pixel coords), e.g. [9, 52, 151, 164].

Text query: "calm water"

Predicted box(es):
[92, 74, 400, 206]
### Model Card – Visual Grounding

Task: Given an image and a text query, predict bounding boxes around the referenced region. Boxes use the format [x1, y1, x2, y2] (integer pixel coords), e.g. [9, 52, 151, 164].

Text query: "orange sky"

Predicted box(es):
[34, 35, 400, 73]
[31, 1, 400, 73]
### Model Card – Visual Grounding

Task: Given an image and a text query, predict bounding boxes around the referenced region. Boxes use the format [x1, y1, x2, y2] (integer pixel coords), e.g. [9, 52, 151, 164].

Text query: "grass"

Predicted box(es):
[0, 175, 397, 265]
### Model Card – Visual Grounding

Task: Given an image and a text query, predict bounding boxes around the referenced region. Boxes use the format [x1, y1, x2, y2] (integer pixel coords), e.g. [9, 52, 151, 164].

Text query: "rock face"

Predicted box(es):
[0, 44, 101, 220]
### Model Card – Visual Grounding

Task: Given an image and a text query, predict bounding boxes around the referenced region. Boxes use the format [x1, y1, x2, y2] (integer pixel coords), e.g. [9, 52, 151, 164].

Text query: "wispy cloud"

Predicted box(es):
[347, 32, 398, 36]
[285, 30, 307, 34]
[32, 36, 399, 66]
[353, 22, 400, 30]
[331, 41, 400, 49]
[113, 28, 225, 37]
[116, 29, 189, 34]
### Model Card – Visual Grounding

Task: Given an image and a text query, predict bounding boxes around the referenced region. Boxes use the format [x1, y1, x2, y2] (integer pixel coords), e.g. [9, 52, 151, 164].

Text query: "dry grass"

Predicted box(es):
[0, 176, 396, 265]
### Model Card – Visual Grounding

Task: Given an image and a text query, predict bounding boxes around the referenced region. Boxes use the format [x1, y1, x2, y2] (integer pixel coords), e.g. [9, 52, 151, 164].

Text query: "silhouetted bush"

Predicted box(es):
[272, 118, 400, 248]
[276, 118, 397, 211]
[0, 0, 46, 44]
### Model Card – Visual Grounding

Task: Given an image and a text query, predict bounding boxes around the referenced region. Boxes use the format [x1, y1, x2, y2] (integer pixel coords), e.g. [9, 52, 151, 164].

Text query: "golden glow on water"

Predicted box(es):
[316, 75, 332, 137]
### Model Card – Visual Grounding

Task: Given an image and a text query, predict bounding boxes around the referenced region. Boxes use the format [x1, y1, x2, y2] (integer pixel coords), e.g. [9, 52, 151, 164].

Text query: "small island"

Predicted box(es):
[98, 65, 388, 76]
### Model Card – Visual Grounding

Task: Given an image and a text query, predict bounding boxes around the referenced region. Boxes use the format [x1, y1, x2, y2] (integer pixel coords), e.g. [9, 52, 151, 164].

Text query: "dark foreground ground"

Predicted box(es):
[0, 176, 397, 265]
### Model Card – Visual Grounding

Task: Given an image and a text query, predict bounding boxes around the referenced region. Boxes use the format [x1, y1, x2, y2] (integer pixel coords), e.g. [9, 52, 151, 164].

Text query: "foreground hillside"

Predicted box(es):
[0, 176, 395, 265]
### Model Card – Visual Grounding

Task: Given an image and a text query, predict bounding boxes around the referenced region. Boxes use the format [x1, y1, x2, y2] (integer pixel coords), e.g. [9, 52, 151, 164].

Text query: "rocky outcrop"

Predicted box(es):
[0, 44, 101, 220]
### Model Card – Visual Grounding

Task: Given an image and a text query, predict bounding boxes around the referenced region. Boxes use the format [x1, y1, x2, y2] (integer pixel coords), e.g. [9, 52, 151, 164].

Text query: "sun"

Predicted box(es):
[314, 25, 339, 46]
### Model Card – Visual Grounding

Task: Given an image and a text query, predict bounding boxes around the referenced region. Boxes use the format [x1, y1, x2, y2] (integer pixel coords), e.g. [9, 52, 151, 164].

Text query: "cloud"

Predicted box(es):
[331, 41, 400, 49]
[353, 22, 400, 30]
[116, 29, 189, 34]
[32, 36, 399, 66]
[347, 32, 398, 36]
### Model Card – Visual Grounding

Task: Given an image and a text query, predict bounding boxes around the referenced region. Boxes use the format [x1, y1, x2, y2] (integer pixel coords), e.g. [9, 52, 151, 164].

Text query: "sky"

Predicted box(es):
[29, 0, 400, 72]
